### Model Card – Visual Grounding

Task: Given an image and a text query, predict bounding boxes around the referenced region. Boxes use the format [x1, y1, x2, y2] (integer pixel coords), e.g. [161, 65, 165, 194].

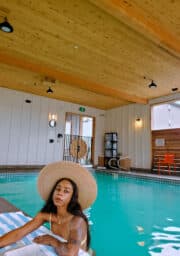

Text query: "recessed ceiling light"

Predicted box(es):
[74, 45, 79, 49]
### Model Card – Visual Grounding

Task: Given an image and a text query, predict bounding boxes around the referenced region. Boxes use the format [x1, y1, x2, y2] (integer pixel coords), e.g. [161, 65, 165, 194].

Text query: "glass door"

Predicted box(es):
[64, 113, 95, 165]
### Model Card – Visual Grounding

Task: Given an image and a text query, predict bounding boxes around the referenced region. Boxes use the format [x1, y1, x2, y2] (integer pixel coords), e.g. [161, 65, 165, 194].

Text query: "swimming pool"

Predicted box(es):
[0, 171, 180, 255]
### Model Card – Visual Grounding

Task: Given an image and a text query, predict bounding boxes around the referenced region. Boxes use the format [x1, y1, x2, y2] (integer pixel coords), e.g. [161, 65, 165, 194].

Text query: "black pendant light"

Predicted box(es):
[0, 17, 14, 33]
[46, 87, 53, 93]
[148, 80, 157, 88]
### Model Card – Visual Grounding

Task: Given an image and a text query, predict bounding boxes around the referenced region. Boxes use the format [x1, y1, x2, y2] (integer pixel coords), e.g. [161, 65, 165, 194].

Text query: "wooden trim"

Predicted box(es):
[152, 129, 180, 173]
[0, 49, 147, 104]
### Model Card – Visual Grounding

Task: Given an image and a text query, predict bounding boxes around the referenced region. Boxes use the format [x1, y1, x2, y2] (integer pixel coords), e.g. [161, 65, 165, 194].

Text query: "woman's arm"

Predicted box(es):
[34, 216, 87, 256]
[0, 212, 48, 248]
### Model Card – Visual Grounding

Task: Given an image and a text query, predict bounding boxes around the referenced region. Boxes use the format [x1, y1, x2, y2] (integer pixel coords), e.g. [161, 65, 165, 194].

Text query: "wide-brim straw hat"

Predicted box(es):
[37, 161, 97, 209]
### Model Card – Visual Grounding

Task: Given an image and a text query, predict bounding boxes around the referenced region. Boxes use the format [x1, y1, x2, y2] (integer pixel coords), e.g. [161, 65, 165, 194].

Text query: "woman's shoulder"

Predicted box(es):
[34, 212, 50, 222]
[70, 215, 86, 227]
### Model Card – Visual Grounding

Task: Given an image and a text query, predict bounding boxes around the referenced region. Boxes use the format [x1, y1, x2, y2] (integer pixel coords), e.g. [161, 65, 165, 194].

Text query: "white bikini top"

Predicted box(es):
[49, 213, 87, 246]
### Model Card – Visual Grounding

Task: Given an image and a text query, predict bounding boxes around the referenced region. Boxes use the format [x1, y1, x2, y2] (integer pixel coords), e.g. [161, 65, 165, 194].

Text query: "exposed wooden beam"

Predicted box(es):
[0, 49, 147, 104]
[89, 0, 180, 58]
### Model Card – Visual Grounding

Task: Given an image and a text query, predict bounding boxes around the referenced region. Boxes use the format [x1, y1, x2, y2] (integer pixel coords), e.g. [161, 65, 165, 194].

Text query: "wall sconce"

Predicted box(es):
[48, 113, 57, 127]
[135, 118, 143, 128]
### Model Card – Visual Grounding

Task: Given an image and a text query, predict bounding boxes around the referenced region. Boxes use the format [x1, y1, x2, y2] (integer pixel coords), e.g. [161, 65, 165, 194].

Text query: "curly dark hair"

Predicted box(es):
[40, 177, 90, 249]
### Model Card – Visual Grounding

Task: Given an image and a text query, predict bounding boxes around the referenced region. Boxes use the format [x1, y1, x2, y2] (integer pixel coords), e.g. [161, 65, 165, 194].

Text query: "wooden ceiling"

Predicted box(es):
[0, 0, 179, 109]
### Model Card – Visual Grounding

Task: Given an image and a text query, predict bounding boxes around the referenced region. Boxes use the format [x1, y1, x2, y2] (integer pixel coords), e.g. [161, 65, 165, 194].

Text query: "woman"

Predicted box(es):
[0, 161, 97, 256]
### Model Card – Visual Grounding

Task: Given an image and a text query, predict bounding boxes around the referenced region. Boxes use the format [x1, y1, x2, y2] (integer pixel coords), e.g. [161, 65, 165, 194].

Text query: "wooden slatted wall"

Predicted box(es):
[152, 129, 180, 175]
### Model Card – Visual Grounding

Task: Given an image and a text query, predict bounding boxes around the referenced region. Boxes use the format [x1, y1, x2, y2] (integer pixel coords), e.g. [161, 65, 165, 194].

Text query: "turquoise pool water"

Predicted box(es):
[0, 171, 180, 255]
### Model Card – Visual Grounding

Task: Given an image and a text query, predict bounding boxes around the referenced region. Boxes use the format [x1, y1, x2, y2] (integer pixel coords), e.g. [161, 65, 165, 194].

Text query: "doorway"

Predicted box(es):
[63, 112, 95, 166]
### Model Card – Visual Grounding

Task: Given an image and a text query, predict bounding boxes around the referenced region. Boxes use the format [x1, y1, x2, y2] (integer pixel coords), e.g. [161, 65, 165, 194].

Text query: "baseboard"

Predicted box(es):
[130, 167, 152, 173]
[0, 165, 44, 172]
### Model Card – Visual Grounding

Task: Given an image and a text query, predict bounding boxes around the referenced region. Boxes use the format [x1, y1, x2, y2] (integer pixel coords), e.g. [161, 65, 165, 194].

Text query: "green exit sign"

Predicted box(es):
[79, 106, 86, 112]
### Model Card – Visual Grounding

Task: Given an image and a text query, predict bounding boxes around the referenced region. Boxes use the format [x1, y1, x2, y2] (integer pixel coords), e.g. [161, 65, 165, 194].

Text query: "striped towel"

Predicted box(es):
[0, 211, 57, 256]
[0, 212, 90, 256]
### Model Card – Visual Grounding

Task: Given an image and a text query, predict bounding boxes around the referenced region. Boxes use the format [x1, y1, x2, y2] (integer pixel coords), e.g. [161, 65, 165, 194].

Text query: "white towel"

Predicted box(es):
[3, 244, 90, 256]
[3, 244, 45, 256]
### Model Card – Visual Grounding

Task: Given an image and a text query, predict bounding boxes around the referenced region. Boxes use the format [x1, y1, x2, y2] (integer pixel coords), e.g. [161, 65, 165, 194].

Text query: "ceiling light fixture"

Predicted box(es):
[148, 80, 157, 88]
[46, 87, 53, 93]
[171, 87, 178, 92]
[0, 17, 14, 33]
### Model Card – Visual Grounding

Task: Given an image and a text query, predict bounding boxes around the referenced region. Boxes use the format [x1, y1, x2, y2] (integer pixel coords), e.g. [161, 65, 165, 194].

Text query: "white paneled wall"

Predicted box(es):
[2, 87, 175, 169]
[105, 104, 151, 169]
[0, 87, 105, 165]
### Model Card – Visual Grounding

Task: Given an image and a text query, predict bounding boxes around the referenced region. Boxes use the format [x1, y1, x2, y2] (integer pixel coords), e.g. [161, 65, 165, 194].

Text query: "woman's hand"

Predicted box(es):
[33, 235, 59, 247]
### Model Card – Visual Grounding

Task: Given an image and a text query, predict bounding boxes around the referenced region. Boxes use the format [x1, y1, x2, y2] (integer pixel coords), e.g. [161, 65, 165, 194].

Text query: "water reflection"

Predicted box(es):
[148, 225, 180, 255]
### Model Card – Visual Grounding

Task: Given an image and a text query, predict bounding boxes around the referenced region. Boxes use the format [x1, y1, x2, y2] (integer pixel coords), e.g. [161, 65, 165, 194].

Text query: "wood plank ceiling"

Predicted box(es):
[0, 0, 179, 109]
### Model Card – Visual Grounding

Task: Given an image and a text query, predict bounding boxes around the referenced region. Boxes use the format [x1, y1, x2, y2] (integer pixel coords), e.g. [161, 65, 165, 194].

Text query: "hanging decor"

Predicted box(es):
[70, 139, 87, 159]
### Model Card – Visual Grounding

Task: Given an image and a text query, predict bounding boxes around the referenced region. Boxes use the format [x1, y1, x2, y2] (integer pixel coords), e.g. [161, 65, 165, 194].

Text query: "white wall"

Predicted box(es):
[0, 87, 105, 165]
[151, 103, 180, 130]
[1, 87, 178, 169]
[105, 103, 151, 169]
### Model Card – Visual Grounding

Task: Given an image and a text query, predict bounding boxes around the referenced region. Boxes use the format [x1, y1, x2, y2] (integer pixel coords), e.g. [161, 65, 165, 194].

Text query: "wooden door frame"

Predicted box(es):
[65, 112, 96, 165]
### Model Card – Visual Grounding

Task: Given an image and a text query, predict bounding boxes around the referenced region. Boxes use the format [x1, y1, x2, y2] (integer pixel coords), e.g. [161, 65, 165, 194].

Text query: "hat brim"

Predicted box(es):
[37, 161, 97, 209]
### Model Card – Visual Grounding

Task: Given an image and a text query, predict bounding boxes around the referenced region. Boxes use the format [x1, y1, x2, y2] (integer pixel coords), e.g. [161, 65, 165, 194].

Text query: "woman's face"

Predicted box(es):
[53, 179, 73, 208]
